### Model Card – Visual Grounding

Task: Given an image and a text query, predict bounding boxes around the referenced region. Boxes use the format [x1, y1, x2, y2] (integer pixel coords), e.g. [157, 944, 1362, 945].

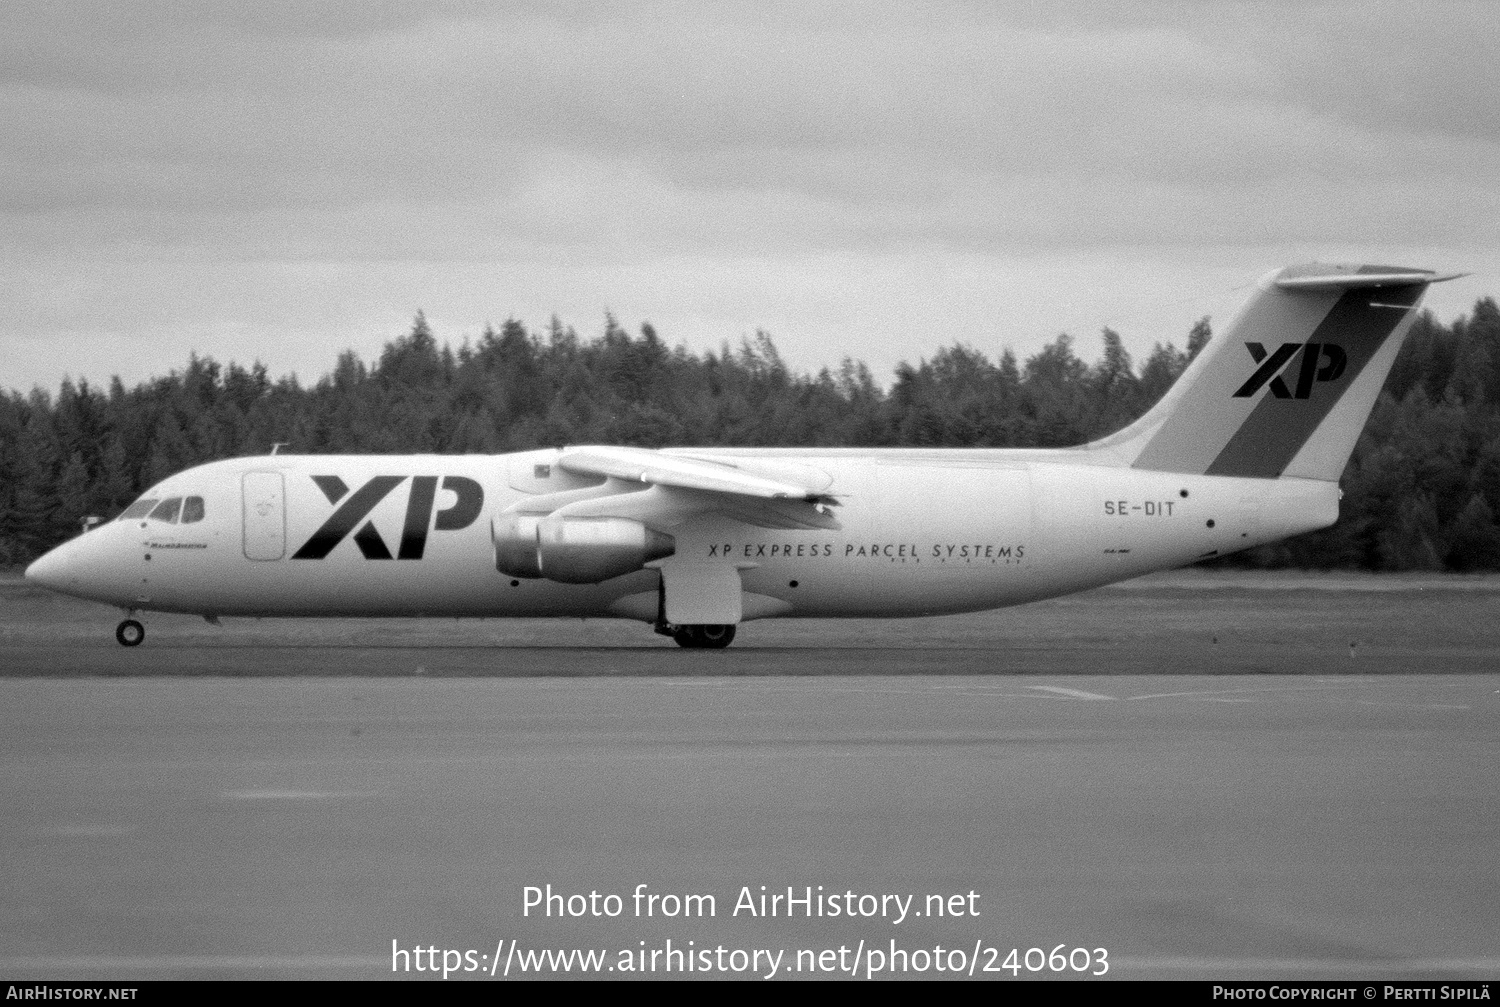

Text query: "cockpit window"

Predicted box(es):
[118, 498, 159, 520]
[148, 497, 183, 523]
[181, 496, 206, 524]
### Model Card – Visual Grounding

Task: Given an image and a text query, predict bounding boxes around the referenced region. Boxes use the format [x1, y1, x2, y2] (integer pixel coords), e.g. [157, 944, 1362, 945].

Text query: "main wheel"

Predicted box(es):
[671, 624, 736, 649]
[115, 619, 145, 647]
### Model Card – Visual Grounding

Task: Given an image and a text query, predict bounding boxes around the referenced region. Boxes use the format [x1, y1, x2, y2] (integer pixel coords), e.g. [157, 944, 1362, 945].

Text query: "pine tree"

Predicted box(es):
[1186, 316, 1212, 361]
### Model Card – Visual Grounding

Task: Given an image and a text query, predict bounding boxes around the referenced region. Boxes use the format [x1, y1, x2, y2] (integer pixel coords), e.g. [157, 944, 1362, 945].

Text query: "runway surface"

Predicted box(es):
[2, 673, 1496, 981]
[5, 569, 1500, 676]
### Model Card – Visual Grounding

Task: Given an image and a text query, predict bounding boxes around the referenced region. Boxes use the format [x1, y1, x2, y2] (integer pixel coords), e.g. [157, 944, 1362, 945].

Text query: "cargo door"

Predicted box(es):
[242, 471, 286, 561]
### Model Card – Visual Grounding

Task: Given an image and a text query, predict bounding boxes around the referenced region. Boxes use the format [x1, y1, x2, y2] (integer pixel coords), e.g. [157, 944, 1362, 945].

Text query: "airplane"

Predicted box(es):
[23, 263, 1461, 649]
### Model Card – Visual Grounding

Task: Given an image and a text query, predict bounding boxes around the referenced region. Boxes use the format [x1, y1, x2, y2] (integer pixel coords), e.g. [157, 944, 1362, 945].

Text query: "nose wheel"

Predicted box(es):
[115, 619, 145, 647]
[670, 624, 736, 649]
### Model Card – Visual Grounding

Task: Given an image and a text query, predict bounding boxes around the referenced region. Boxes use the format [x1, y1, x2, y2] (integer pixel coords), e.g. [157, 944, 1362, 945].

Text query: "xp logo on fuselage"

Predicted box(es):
[292, 475, 483, 560]
[1233, 342, 1348, 400]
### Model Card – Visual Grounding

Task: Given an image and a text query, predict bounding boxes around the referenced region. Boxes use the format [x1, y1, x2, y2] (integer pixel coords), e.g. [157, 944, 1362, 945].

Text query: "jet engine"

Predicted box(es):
[493, 513, 544, 578]
[493, 512, 675, 584]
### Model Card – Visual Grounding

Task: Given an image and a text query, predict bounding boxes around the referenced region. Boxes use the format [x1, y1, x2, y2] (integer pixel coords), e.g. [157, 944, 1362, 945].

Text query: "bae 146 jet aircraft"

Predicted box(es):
[25, 263, 1459, 648]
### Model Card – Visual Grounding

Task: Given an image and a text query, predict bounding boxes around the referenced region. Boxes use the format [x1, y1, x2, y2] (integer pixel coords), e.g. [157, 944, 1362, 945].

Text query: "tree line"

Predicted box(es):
[3, 298, 1499, 570]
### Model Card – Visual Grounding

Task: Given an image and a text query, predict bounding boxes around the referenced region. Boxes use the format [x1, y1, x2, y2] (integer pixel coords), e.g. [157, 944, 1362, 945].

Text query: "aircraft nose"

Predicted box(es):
[25, 546, 75, 592]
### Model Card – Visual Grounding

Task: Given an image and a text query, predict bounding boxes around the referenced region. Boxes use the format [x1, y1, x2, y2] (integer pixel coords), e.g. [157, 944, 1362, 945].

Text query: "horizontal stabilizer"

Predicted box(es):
[1275, 269, 1466, 292]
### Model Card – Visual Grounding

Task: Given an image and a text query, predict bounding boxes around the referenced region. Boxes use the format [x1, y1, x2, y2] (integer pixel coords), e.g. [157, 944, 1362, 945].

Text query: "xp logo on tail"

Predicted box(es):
[1233, 342, 1348, 400]
[292, 475, 483, 560]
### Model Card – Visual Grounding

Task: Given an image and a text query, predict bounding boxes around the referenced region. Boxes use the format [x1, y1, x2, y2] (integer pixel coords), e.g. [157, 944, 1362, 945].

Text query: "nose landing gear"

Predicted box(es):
[668, 624, 736, 649]
[115, 619, 145, 647]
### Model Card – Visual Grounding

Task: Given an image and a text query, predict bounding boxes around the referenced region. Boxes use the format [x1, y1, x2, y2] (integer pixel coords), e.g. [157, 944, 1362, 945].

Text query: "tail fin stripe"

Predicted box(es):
[1202, 285, 1419, 478]
[1110, 263, 1445, 479]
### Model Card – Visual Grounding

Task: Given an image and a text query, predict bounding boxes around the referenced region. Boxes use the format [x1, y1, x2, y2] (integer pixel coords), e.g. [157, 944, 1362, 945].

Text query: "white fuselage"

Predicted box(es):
[30, 448, 1338, 622]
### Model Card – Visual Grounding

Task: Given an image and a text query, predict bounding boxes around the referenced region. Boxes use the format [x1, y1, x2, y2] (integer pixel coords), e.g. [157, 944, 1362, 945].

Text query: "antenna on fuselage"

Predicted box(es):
[270, 442, 290, 455]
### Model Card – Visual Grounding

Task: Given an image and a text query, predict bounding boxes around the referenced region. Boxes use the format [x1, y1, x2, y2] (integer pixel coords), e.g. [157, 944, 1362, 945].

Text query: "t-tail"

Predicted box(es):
[1092, 263, 1463, 480]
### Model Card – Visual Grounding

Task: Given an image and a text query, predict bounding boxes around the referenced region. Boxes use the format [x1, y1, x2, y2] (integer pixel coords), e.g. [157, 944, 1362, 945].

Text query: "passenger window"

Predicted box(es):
[181, 496, 206, 524]
[148, 497, 183, 523]
[118, 499, 159, 520]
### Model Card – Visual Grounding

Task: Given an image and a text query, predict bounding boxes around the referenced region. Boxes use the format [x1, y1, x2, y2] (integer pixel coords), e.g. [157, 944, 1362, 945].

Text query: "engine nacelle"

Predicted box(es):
[493, 513, 544, 579]
[537, 516, 675, 584]
[494, 512, 675, 584]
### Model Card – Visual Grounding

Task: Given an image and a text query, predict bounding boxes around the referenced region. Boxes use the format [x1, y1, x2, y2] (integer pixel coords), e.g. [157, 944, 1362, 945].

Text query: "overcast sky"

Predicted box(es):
[3, 1, 1496, 395]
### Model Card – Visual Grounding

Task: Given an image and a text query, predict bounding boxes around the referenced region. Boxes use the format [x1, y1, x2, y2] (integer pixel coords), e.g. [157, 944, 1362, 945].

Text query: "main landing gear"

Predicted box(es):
[115, 619, 145, 647]
[655, 623, 737, 649]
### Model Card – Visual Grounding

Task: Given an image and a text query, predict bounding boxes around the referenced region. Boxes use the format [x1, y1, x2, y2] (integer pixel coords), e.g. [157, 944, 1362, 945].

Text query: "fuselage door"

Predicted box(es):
[242, 471, 286, 561]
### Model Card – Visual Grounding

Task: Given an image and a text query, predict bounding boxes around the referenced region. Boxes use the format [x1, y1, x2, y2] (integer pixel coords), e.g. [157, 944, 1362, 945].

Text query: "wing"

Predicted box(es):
[558, 446, 835, 502]
[505, 445, 841, 531]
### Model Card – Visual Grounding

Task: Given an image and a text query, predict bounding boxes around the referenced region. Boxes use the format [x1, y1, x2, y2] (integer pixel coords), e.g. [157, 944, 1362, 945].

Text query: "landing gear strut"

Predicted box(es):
[669, 624, 736, 649]
[653, 574, 737, 649]
[115, 619, 145, 647]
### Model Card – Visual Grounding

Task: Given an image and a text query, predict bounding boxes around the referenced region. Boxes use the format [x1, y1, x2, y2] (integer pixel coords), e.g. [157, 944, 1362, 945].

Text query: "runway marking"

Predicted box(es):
[1127, 683, 1368, 701]
[1026, 685, 1117, 700]
[639, 679, 1065, 701]
[1357, 700, 1472, 710]
[0, 954, 384, 974]
[223, 789, 376, 800]
[1127, 680, 1479, 703]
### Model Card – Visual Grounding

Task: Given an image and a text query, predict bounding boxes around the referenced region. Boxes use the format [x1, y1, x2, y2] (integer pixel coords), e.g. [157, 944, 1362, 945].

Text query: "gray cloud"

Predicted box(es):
[2, 1, 1496, 391]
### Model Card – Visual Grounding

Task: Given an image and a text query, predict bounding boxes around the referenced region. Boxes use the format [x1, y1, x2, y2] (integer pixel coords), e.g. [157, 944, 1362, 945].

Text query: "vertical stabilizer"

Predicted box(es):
[1094, 264, 1460, 480]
